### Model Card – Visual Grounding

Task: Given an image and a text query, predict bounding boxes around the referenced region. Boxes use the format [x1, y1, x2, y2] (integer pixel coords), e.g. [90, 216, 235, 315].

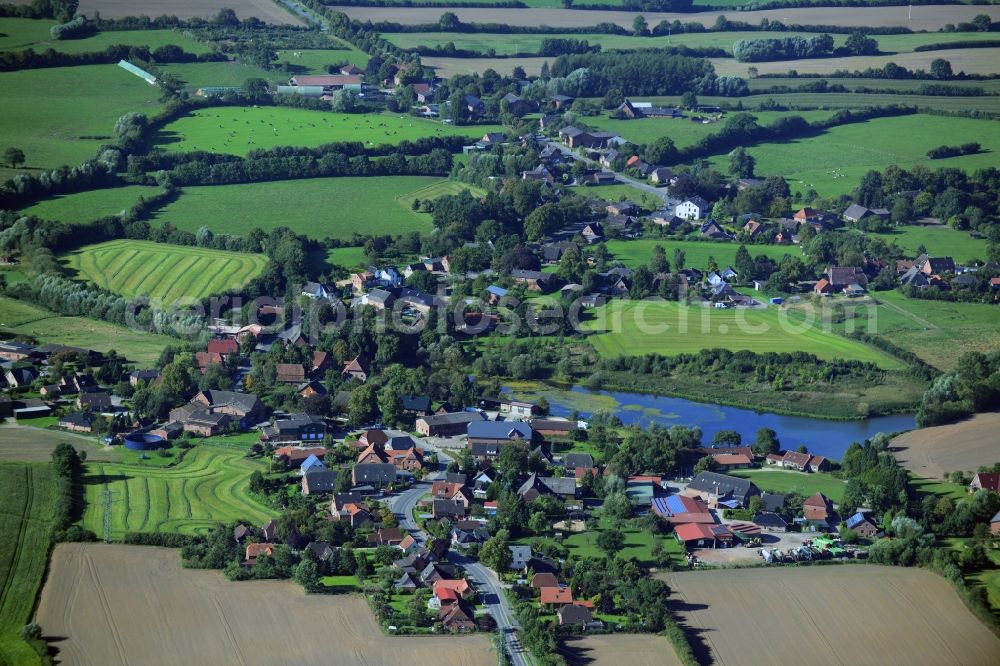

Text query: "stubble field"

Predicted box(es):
[38, 543, 495, 666]
[562, 634, 682, 665]
[663, 566, 1000, 666]
[76, 0, 303, 24]
[891, 412, 1000, 479]
[339, 5, 1000, 30]
[711, 48, 1000, 77]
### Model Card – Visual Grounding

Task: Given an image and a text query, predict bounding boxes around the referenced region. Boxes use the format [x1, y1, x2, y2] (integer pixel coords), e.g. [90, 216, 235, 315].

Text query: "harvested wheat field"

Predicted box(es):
[38, 543, 494, 666]
[562, 635, 682, 665]
[423, 56, 551, 77]
[712, 48, 1000, 77]
[338, 5, 1000, 30]
[662, 566, 1000, 666]
[892, 412, 1000, 479]
[77, 0, 303, 24]
[0, 426, 117, 462]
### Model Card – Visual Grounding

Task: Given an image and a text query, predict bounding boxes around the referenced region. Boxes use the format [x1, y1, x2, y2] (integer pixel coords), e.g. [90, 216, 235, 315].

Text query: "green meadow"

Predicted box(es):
[582, 109, 836, 149]
[276, 40, 369, 73]
[0, 17, 210, 54]
[152, 176, 447, 239]
[582, 299, 905, 368]
[703, 114, 1000, 197]
[62, 239, 268, 304]
[0, 463, 56, 666]
[0, 64, 161, 180]
[731, 468, 847, 503]
[81, 445, 277, 539]
[870, 225, 989, 264]
[604, 239, 800, 272]
[153, 106, 501, 155]
[17, 185, 161, 225]
[158, 60, 276, 89]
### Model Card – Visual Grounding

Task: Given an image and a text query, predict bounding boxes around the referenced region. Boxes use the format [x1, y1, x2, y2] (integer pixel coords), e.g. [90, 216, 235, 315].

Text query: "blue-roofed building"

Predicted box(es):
[300, 454, 326, 475]
[485, 285, 508, 303]
[467, 420, 534, 446]
[651, 494, 714, 524]
[843, 511, 879, 537]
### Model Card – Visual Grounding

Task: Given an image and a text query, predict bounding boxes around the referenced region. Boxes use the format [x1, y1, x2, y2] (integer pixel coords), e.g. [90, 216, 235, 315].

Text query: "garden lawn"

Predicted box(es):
[152, 176, 445, 239]
[0, 18, 210, 54]
[604, 238, 800, 272]
[153, 107, 502, 156]
[80, 445, 277, 539]
[562, 516, 683, 567]
[907, 473, 968, 502]
[17, 185, 161, 225]
[573, 184, 663, 211]
[703, 114, 1000, 197]
[870, 225, 989, 264]
[0, 296, 175, 366]
[0, 64, 162, 180]
[0, 463, 57, 666]
[324, 246, 368, 269]
[730, 468, 847, 503]
[581, 300, 905, 368]
[62, 239, 268, 304]
[321, 575, 360, 590]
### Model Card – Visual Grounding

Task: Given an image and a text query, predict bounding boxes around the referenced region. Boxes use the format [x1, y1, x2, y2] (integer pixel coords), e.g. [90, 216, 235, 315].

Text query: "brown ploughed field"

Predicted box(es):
[76, 0, 303, 24]
[891, 412, 1000, 479]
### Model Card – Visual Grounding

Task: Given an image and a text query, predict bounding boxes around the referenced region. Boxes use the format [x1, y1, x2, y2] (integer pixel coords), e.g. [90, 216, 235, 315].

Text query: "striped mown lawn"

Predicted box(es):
[80, 446, 277, 539]
[61, 239, 267, 304]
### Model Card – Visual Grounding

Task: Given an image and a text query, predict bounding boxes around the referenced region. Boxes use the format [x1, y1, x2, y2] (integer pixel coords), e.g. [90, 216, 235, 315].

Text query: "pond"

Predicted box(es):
[504, 384, 916, 460]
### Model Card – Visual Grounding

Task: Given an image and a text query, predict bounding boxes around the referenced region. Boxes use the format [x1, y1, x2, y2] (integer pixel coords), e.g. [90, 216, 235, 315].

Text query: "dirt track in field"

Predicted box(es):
[38, 543, 494, 666]
[712, 48, 1000, 77]
[77, 0, 304, 24]
[340, 5, 1000, 30]
[661, 565, 1000, 666]
[562, 634, 683, 665]
[891, 412, 1000, 479]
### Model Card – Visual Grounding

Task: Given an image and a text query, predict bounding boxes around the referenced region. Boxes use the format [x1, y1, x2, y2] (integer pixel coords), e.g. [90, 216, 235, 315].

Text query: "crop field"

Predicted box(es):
[340, 5, 1000, 30]
[62, 239, 267, 304]
[0, 425, 119, 463]
[672, 92, 1000, 116]
[0, 64, 161, 180]
[80, 445, 277, 539]
[730, 468, 847, 502]
[870, 225, 989, 264]
[892, 412, 1000, 479]
[38, 543, 494, 666]
[0, 463, 56, 666]
[562, 635, 682, 666]
[158, 60, 276, 89]
[153, 106, 499, 155]
[605, 239, 800, 272]
[384, 30, 995, 57]
[663, 566, 1000, 666]
[748, 77, 1000, 94]
[17, 185, 161, 225]
[581, 300, 905, 368]
[583, 109, 835, 148]
[712, 48, 1000, 78]
[0, 18, 210, 54]
[704, 114, 1000, 197]
[0, 295, 176, 365]
[77, 0, 303, 24]
[152, 175, 444, 239]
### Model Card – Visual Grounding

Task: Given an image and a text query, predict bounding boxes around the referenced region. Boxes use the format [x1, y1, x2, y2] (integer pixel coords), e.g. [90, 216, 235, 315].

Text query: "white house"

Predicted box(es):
[676, 196, 709, 220]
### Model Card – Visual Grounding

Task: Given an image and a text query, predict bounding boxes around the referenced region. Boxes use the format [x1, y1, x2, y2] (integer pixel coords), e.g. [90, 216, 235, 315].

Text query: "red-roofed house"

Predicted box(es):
[539, 586, 574, 606]
[970, 472, 1000, 493]
[674, 523, 734, 549]
[244, 543, 275, 566]
[712, 453, 753, 470]
[208, 338, 239, 356]
[804, 493, 834, 521]
[433, 578, 472, 599]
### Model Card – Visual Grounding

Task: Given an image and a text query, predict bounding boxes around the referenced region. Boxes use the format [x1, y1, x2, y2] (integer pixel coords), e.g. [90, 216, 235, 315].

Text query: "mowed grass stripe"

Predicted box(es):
[62, 240, 267, 303]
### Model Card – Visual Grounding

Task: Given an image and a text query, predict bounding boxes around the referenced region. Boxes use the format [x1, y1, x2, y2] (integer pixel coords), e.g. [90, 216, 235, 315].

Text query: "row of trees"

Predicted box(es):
[732, 33, 835, 62]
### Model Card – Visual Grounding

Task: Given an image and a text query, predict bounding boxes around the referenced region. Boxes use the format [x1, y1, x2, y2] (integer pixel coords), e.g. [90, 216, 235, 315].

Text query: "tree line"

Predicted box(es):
[0, 42, 222, 72]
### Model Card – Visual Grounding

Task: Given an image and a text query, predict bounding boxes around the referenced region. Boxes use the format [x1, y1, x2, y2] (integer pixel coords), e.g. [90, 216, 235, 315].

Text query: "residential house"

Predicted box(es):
[463, 94, 485, 115]
[433, 498, 467, 520]
[650, 167, 673, 184]
[803, 492, 835, 522]
[58, 412, 95, 432]
[970, 472, 1000, 493]
[187, 390, 266, 426]
[275, 363, 306, 385]
[129, 369, 160, 386]
[771, 450, 829, 472]
[401, 395, 431, 416]
[352, 463, 396, 488]
[822, 266, 868, 292]
[510, 269, 559, 293]
[743, 219, 764, 239]
[539, 586, 573, 606]
[342, 356, 370, 382]
[683, 471, 759, 508]
[550, 94, 574, 108]
[431, 481, 472, 509]
[558, 603, 599, 629]
[518, 473, 578, 502]
[301, 470, 337, 495]
[700, 220, 731, 240]
[77, 391, 111, 411]
[5, 367, 36, 388]
[336, 502, 373, 527]
[562, 452, 594, 472]
[919, 255, 956, 275]
[368, 527, 405, 547]
[711, 453, 754, 470]
[509, 545, 532, 570]
[274, 446, 327, 469]
[676, 196, 709, 220]
[440, 602, 476, 632]
[244, 543, 275, 566]
[532, 419, 577, 439]
[991, 510, 1000, 536]
[522, 165, 554, 183]
[0, 341, 36, 361]
[842, 204, 888, 224]
[581, 222, 604, 244]
[844, 511, 879, 538]
[415, 411, 486, 437]
[299, 454, 326, 476]
[467, 420, 534, 447]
